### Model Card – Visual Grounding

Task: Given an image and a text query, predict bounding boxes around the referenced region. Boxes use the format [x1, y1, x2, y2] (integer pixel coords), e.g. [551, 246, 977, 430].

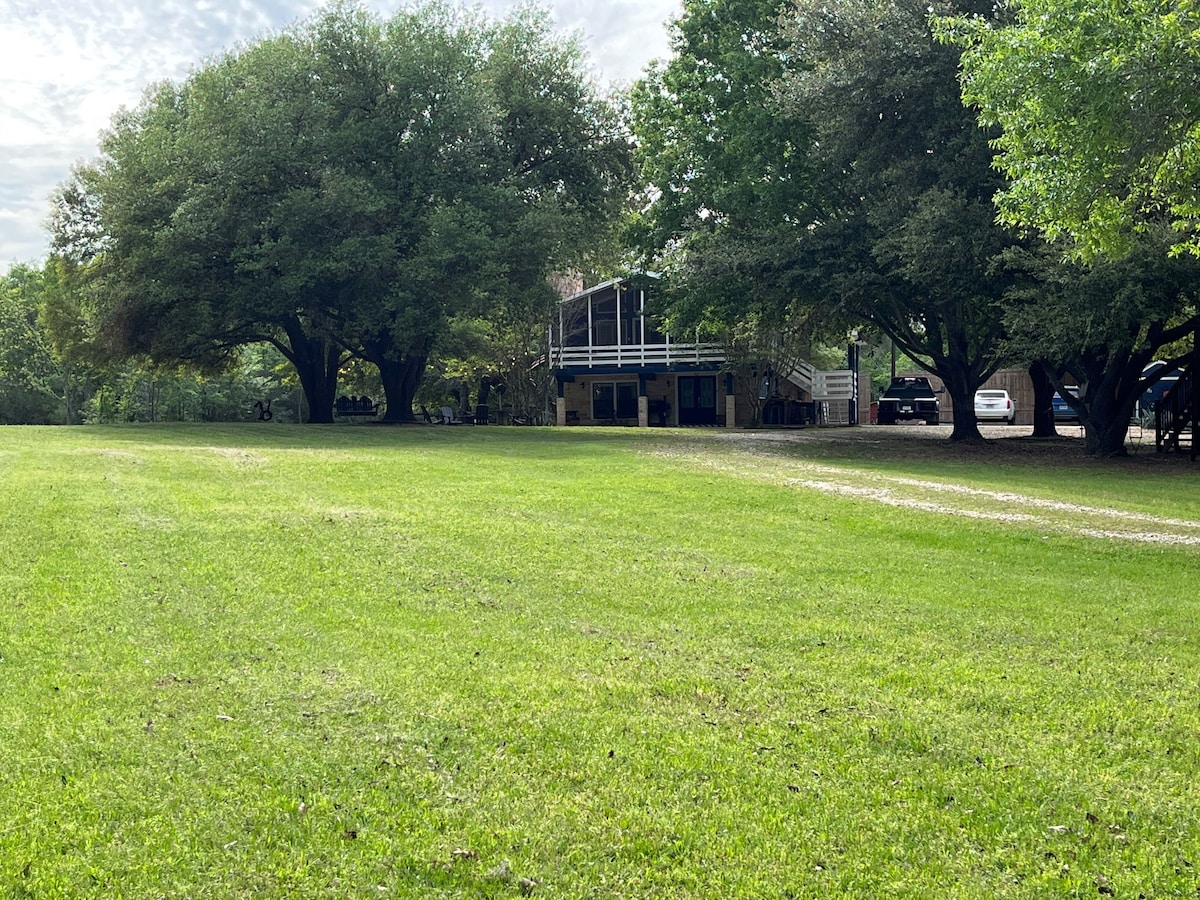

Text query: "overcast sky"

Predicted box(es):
[0, 0, 680, 273]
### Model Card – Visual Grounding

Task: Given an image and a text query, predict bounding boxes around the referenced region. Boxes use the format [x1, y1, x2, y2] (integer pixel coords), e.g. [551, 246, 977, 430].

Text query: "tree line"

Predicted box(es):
[5, 0, 1197, 454]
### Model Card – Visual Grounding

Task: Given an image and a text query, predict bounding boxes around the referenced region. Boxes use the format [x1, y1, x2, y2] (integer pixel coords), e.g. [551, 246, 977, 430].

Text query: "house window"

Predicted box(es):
[593, 382, 638, 420]
[560, 298, 589, 347]
[557, 284, 670, 350]
[591, 288, 618, 346]
[619, 287, 641, 345]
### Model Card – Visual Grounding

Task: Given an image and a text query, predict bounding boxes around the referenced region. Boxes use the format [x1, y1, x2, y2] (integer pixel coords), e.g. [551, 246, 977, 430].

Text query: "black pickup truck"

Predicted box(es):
[876, 376, 940, 425]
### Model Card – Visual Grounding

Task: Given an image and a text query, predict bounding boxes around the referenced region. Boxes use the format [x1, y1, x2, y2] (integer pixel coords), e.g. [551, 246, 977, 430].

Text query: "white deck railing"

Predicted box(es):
[551, 340, 855, 401]
[812, 369, 856, 401]
[786, 361, 817, 393]
[552, 342, 727, 368]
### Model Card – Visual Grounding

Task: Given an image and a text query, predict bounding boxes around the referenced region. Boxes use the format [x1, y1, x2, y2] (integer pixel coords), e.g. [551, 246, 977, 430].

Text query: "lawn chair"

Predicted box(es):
[440, 406, 463, 424]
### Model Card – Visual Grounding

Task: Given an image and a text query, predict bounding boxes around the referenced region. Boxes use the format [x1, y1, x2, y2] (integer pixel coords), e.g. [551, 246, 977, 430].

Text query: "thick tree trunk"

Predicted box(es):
[375, 353, 426, 423]
[1082, 414, 1131, 456]
[1080, 389, 1134, 456]
[942, 369, 983, 441]
[1073, 353, 1149, 456]
[1029, 361, 1058, 438]
[278, 318, 340, 424]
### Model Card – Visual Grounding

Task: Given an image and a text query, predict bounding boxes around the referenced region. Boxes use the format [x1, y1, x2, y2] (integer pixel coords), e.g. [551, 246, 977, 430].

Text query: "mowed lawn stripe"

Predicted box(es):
[0, 424, 1197, 898]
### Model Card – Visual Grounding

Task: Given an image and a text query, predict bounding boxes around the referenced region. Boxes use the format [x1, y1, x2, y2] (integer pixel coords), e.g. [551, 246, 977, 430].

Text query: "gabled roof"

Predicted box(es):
[560, 272, 661, 306]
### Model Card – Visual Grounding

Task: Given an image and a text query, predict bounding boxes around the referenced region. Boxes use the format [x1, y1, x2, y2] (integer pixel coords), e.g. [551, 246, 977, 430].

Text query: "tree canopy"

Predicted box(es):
[774, 0, 1021, 440]
[629, 0, 1030, 439]
[53, 2, 632, 422]
[629, 0, 819, 336]
[0, 264, 62, 423]
[940, 0, 1200, 258]
[937, 0, 1200, 453]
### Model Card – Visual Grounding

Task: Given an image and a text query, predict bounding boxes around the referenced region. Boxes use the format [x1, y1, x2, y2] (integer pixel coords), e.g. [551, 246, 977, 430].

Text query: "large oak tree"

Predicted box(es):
[53, 2, 631, 422]
[628, 0, 822, 344]
[775, 0, 1024, 441]
[631, 0, 1024, 441]
[1002, 234, 1200, 455]
[941, 0, 1200, 454]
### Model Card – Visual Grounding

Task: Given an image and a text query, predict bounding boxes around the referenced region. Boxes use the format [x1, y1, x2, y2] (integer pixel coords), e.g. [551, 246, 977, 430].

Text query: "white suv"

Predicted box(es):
[974, 389, 1016, 424]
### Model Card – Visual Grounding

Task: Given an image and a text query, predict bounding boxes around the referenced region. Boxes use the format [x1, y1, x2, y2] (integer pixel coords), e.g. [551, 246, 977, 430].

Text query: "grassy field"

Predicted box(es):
[1, 423, 1198, 898]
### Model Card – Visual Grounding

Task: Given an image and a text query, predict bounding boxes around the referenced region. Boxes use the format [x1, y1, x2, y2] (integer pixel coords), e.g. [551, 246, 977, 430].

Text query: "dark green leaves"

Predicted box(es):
[51, 2, 632, 421]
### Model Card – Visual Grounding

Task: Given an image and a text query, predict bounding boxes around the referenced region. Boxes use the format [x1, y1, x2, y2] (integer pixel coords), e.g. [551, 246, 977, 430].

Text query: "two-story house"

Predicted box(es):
[549, 277, 860, 428]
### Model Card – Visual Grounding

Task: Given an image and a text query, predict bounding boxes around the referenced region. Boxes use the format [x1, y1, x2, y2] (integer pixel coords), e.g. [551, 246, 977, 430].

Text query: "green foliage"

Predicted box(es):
[0, 259, 293, 425]
[2, 425, 1200, 897]
[53, 2, 632, 423]
[629, 0, 821, 336]
[79, 349, 300, 425]
[0, 264, 66, 423]
[416, 316, 495, 410]
[774, 0, 1022, 440]
[1002, 232, 1199, 454]
[937, 0, 1200, 452]
[940, 0, 1200, 258]
[632, 0, 812, 244]
[630, 0, 1028, 441]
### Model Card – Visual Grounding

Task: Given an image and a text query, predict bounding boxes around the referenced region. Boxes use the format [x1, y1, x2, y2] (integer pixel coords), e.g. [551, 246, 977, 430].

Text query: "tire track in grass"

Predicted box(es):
[888, 476, 1200, 529]
[791, 476, 1200, 546]
[650, 446, 1200, 547]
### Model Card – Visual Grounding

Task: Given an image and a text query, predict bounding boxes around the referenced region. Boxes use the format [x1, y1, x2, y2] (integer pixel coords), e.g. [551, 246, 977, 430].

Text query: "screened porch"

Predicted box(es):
[549, 278, 725, 368]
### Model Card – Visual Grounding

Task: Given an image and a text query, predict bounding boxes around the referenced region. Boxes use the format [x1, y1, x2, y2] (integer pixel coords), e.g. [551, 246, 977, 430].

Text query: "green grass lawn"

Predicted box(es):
[1, 424, 1198, 898]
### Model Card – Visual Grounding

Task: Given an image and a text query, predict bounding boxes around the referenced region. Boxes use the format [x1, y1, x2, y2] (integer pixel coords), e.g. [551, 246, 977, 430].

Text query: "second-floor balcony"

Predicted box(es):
[552, 340, 727, 369]
[550, 276, 727, 370]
